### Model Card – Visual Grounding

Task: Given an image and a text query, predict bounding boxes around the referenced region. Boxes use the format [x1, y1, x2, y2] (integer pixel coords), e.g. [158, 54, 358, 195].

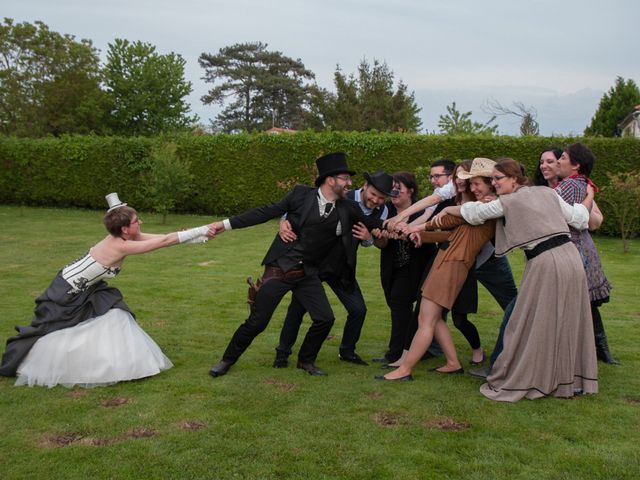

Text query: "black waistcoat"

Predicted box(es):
[276, 208, 340, 274]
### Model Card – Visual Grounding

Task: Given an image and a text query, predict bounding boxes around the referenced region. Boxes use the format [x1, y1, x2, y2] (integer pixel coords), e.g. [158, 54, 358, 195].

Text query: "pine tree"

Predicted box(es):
[585, 77, 640, 137]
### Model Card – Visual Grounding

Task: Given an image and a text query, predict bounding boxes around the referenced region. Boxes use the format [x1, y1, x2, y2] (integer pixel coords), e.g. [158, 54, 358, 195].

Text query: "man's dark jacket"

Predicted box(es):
[228, 185, 384, 291]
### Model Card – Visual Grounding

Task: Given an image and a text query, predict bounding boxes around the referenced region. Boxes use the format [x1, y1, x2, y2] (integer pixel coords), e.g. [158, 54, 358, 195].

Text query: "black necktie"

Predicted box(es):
[323, 202, 333, 218]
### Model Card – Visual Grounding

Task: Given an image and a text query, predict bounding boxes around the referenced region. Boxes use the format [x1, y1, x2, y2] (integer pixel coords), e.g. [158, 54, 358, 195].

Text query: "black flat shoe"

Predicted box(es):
[371, 357, 391, 363]
[339, 352, 369, 366]
[470, 351, 486, 365]
[381, 363, 401, 369]
[374, 374, 413, 381]
[297, 361, 327, 376]
[428, 367, 464, 375]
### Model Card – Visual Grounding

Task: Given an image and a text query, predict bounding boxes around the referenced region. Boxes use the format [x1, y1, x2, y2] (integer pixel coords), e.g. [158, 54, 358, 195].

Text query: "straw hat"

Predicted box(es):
[457, 158, 496, 179]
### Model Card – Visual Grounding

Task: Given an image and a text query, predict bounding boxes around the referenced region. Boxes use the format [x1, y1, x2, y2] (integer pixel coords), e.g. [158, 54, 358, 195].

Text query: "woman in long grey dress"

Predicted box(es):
[435, 159, 598, 402]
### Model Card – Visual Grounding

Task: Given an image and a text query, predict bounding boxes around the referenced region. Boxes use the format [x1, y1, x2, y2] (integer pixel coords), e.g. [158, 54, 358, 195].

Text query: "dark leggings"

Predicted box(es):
[452, 312, 481, 350]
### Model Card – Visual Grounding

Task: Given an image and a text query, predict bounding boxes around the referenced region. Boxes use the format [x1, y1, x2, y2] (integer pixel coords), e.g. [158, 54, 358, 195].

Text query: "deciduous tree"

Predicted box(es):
[104, 39, 196, 136]
[484, 99, 539, 136]
[0, 18, 109, 136]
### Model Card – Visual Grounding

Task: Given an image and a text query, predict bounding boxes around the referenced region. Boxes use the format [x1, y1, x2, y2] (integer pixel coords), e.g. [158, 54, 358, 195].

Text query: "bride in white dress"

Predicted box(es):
[0, 193, 216, 388]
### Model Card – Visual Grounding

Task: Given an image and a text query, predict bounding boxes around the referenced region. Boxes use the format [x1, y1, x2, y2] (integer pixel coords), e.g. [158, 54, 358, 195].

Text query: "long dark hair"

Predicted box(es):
[534, 147, 562, 186]
[454, 160, 473, 204]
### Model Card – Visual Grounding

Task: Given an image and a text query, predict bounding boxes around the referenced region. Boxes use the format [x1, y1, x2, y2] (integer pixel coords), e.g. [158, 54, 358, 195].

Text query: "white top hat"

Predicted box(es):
[105, 192, 127, 212]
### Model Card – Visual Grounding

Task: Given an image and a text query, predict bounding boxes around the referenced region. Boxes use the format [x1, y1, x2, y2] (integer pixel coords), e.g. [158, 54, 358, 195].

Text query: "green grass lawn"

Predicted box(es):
[0, 205, 638, 480]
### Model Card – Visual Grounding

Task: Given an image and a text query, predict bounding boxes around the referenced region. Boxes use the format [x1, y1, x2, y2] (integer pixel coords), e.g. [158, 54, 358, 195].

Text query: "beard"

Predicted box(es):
[331, 182, 348, 199]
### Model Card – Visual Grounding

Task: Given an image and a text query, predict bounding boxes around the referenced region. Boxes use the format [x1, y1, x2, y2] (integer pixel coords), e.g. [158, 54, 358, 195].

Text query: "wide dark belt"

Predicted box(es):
[524, 235, 571, 261]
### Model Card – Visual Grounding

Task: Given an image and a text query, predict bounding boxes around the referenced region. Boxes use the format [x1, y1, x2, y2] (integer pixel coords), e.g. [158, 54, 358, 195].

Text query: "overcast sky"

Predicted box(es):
[4, 0, 639, 135]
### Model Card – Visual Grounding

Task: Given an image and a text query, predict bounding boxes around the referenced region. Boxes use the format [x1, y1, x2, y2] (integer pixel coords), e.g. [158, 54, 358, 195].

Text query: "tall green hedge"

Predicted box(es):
[1, 132, 638, 234]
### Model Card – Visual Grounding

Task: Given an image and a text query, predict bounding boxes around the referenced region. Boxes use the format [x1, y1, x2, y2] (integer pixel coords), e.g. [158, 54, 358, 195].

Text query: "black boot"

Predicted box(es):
[592, 305, 619, 365]
[595, 332, 620, 364]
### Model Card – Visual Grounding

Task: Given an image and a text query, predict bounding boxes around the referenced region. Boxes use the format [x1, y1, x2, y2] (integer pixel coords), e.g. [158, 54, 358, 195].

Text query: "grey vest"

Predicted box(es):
[495, 186, 570, 256]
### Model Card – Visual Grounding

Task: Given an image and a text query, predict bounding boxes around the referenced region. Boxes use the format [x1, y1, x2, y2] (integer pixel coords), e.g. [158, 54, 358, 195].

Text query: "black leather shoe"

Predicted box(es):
[374, 374, 413, 381]
[272, 356, 289, 368]
[209, 360, 234, 378]
[297, 361, 327, 376]
[339, 352, 369, 366]
[428, 366, 464, 375]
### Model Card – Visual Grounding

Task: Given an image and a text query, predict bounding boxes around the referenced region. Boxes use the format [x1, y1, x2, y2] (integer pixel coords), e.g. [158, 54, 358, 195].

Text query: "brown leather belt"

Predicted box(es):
[263, 265, 306, 282]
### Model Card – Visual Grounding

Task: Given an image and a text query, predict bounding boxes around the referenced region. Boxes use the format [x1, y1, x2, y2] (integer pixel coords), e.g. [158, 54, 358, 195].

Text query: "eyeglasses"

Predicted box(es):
[490, 175, 506, 182]
[429, 173, 451, 180]
[333, 175, 352, 182]
[130, 217, 142, 225]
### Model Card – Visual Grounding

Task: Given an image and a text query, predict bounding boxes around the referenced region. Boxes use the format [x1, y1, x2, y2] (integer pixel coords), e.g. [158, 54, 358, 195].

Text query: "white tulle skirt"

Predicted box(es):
[15, 308, 173, 388]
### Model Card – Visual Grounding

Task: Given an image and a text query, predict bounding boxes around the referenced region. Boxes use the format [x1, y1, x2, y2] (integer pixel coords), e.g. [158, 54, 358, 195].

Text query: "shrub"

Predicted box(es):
[144, 142, 193, 223]
[599, 171, 640, 252]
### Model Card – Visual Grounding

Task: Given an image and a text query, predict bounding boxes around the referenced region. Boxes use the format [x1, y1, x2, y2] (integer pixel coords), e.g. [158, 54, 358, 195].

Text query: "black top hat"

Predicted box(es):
[363, 170, 398, 197]
[315, 152, 356, 187]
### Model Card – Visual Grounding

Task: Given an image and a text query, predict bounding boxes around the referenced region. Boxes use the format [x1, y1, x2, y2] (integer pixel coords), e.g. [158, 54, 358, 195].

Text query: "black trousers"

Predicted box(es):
[276, 277, 367, 357]
[222, 273, 335, 364]
[382, 264, 416, 362]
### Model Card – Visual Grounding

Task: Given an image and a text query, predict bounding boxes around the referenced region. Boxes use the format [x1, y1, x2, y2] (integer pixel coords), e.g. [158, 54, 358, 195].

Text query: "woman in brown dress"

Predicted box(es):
[377, 161, 497, 381]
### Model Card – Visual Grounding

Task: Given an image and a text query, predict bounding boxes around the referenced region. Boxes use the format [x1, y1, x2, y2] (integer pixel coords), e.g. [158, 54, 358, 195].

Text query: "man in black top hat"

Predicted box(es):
[208, 152, 386, 377]
[273, 170, 397, 367]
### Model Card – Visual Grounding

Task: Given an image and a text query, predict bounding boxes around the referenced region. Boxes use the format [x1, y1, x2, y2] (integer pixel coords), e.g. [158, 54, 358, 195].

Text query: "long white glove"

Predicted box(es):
[178, 225, 210, 244]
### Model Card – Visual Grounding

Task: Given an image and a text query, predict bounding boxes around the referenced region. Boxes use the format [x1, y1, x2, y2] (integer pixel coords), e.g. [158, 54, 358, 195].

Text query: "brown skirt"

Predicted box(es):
[421, 221, 495, 310]
[481, 243, 598, 402]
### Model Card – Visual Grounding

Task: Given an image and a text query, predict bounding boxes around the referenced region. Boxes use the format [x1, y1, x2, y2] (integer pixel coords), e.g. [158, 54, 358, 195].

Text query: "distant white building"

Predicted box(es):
[619, 105, 640, 138]
[265, 127, 298, 134]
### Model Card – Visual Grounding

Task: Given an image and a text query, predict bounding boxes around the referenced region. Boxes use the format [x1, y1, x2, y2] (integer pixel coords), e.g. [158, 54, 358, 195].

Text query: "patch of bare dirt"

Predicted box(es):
[38, 432, 116, 448]
[373, 411, 407, 427]
[622, 396, 640, 405]
[177, 420, 208, 430]
[99, 397, 129, 407]
[262, 378, 296, 391]
[368, 391, 383, 399]
[424, 416, 471, 432]
[126, 427, 156, 438]
[38, 427, 157, 448]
